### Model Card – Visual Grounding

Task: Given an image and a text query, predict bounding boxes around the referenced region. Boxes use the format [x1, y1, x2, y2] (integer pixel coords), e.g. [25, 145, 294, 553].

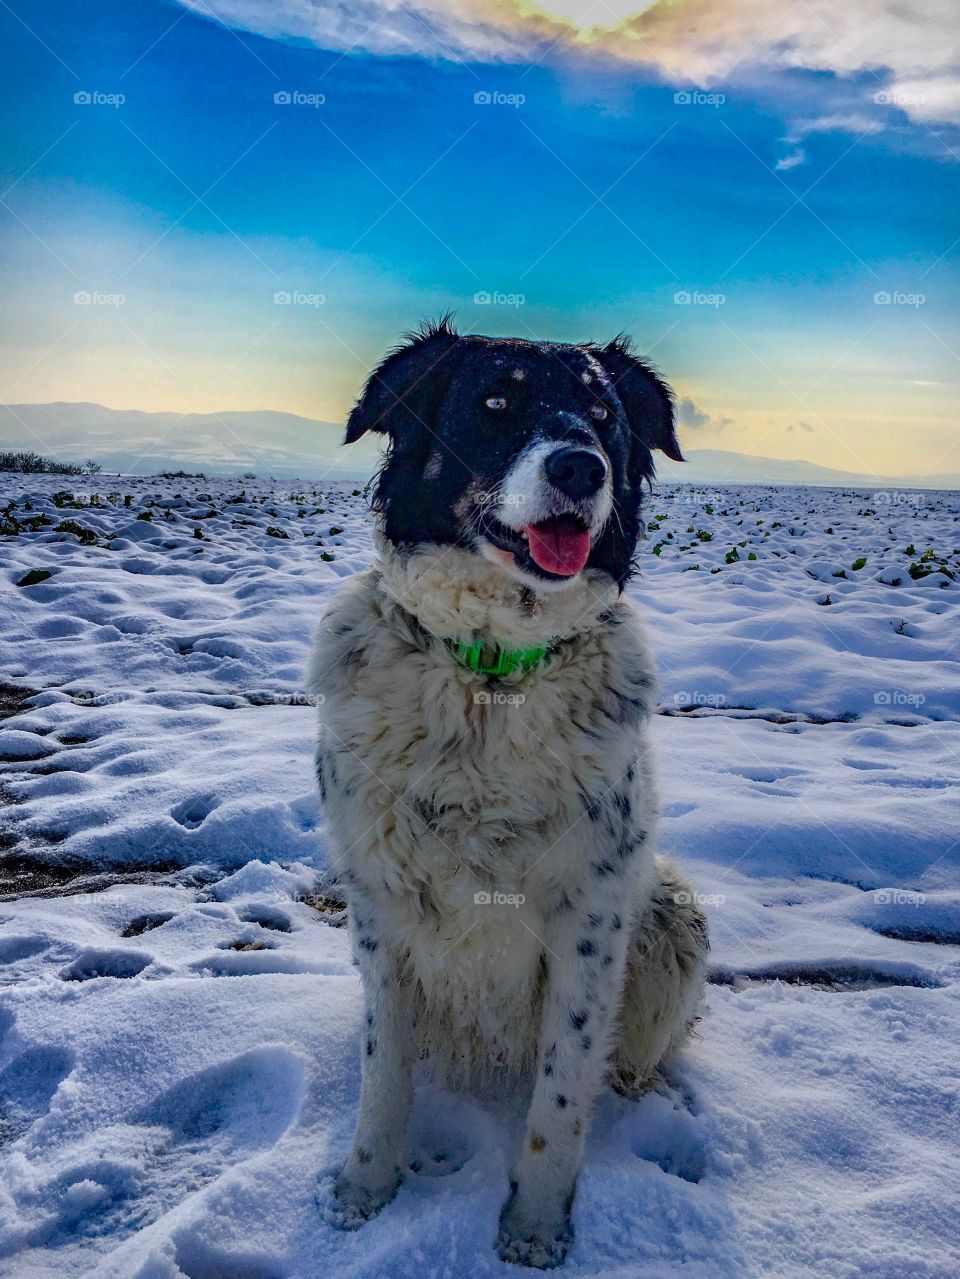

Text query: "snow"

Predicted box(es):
[0, 472, 958, 1278]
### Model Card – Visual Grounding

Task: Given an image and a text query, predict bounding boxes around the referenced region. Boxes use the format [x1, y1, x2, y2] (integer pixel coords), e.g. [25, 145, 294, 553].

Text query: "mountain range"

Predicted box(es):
[1, 402, 956, 490]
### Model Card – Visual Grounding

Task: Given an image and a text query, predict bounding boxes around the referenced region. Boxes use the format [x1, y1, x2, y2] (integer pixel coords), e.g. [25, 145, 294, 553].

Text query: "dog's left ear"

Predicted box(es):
[344, 317, 459, 446]
[588, 336, 684, 463]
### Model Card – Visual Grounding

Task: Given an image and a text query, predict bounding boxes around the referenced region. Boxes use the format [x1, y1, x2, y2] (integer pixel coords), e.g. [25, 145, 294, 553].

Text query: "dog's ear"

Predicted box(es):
[344, 317, 460, 446]
[588, 335, 684, 463]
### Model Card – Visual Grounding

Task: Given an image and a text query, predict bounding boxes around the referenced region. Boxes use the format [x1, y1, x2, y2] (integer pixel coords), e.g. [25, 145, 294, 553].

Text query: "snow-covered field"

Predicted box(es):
[1, 473, 958, 1279]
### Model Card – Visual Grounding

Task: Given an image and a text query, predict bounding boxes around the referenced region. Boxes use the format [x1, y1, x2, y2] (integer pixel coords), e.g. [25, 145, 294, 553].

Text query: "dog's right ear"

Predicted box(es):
[344, 317, 459, 445]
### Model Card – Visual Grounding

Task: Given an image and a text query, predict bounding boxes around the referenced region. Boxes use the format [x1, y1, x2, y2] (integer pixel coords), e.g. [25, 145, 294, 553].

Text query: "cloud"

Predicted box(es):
[880, 75, 960, 123]
[775, 147, 807, 171]
[179, 0, 960, 131]
[676, 396, 732, 433]
[179, 0, 556, 64]
[786, 421, 815, 433]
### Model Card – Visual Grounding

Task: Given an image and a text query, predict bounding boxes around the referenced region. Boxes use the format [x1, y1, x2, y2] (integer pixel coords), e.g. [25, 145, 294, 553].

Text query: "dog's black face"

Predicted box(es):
[345, 320, 683, 591]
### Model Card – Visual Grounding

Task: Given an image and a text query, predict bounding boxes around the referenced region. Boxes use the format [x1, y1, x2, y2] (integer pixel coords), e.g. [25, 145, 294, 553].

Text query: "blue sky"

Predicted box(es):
[0, 0, 957, 475]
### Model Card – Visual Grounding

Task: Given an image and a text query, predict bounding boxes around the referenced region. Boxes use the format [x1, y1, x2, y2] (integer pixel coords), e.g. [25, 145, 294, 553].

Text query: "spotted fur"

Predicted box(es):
[309, 539, 708, 1268]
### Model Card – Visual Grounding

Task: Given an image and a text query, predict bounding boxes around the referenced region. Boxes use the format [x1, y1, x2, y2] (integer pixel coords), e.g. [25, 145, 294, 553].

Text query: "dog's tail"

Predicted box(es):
[611, 854, 709, 1096]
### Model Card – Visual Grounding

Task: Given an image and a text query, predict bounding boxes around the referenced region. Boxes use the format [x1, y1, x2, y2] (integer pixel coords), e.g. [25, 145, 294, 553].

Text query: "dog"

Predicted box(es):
[308, 319, 708, 1269]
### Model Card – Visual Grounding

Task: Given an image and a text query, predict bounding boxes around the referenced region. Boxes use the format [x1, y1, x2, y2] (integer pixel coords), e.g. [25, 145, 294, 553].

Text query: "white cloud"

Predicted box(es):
[180, 0, 553, 63]
[179, 0, 960, 130]
[883, 75, 960, 123]
[775, 147, 807, 170]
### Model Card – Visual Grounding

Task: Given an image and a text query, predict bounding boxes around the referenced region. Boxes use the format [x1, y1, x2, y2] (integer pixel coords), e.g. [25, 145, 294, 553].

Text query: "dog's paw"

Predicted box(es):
[496, 1225, 573, 1270]
[496, 1195, 573, 1270]
[317, 1166, 401, 1229]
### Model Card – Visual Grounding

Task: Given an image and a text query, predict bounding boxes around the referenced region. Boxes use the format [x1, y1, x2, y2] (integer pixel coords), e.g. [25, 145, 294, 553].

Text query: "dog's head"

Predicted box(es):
[346, 319, 682, 592]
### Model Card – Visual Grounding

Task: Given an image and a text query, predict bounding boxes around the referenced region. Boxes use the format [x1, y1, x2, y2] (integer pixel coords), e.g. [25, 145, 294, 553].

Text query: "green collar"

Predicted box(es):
[447, 637, 553, 678]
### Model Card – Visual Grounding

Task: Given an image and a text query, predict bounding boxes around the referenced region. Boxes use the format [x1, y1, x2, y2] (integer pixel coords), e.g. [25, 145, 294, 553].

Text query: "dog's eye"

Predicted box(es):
[485, 395, 508, 411]
[590, 405, 608, 421]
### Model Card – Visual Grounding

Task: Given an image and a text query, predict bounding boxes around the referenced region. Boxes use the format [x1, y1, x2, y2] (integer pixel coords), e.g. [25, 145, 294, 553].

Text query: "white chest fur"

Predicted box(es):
[308, 544, 661, 1076]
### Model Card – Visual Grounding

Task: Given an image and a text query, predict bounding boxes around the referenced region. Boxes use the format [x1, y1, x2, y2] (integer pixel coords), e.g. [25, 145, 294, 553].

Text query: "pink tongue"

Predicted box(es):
[525, 516, 591, 576]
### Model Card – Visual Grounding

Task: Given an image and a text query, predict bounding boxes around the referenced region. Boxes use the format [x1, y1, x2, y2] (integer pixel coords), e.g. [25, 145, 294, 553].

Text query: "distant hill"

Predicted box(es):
[0, 402, 381, 480]
[0, 402, 956, 489]
[655, 448, 960, 491]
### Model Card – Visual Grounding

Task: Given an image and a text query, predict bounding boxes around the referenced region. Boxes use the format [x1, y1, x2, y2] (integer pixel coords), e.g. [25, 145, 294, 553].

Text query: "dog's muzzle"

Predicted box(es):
[481, 439, 613, 581]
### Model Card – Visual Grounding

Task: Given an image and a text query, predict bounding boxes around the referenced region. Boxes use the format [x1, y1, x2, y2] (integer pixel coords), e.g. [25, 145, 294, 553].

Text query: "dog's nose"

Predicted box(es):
[545, 447, 608, 500]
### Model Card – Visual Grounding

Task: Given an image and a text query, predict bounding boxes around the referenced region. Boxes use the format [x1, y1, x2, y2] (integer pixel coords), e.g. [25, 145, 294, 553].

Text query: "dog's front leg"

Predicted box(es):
[333, 890, 413, 1227]
[498, 889, 633, 1269]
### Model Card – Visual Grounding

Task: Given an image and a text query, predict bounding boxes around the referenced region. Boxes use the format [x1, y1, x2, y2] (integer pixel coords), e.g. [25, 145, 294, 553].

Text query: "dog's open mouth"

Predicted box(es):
[481, 513, 591, 578]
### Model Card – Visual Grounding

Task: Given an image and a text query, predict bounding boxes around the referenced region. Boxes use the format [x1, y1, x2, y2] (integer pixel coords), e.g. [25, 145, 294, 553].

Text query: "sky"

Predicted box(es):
[0, 0, 958, 477]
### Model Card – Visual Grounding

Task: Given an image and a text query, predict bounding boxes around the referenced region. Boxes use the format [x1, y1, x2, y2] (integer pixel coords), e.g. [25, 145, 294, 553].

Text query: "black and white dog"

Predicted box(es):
[309, 320, 708, 1269]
